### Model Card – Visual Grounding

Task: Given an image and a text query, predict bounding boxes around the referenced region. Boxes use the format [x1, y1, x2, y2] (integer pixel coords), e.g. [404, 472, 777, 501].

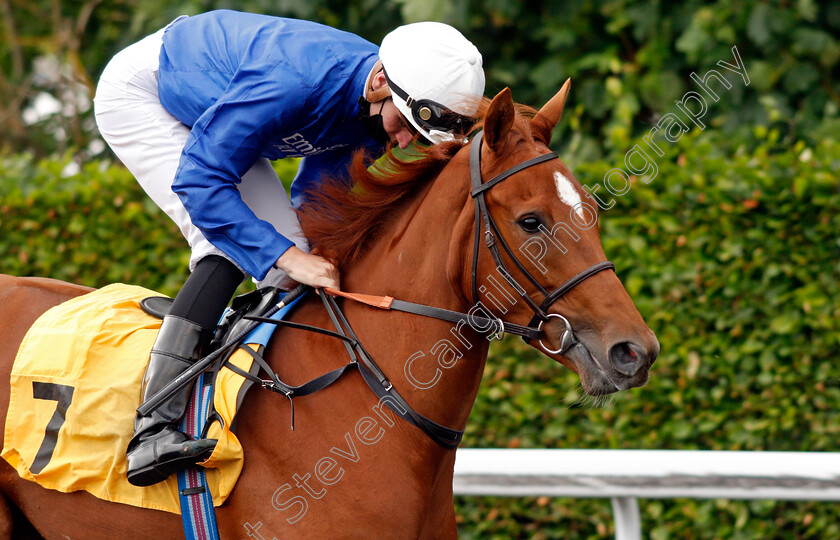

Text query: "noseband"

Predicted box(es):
[468, 131, 615, 354]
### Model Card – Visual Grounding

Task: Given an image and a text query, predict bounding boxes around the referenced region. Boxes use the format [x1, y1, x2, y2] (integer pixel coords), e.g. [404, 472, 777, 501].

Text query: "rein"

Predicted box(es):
[323, 288, 540, 340]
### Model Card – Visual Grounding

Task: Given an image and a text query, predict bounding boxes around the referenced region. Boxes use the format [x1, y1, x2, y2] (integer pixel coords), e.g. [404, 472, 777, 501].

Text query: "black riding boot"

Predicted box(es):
[126, 315, 217, 487]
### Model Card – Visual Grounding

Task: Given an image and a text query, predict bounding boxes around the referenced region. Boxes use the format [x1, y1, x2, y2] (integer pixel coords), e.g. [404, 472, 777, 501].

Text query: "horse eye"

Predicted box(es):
[518, 216, 542, 233]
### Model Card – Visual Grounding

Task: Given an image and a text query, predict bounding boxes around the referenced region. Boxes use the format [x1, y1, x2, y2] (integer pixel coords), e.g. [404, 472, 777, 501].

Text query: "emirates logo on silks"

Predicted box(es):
[275, 133, 346, 157]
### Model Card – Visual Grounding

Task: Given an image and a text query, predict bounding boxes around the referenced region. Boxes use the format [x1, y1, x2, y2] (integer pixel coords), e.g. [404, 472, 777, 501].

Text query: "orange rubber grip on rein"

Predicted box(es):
[323, 287, 394, 309]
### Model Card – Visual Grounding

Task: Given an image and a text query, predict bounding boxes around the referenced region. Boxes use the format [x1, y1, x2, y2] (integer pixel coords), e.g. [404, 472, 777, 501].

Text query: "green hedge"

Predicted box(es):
[6, 1, 839, 162]
[1, 131, 838, 537]
[0, 155, 188, 293]
[0, 155, 300, 295]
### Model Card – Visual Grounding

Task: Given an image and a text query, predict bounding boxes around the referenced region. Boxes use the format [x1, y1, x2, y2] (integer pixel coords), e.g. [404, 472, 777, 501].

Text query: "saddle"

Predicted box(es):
[1, 283, 295, 514]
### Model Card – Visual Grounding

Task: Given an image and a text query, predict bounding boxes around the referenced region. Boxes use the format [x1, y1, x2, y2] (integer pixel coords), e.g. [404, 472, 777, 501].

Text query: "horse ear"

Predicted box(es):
[483, 88, 515, 154]
[531, 78, 571, 146]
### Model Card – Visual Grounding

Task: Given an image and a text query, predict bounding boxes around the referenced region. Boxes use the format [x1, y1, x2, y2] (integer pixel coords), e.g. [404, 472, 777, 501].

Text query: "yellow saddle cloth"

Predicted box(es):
[2, 283, 256, 514]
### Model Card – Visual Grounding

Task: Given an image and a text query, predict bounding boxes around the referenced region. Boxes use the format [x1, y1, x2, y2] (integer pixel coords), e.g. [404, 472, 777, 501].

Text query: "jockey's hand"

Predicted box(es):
[275, 246, 340, 290]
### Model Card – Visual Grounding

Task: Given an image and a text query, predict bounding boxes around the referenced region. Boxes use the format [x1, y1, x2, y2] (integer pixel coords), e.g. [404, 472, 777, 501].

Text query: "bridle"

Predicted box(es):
[303, 129, 617, 447]
[311, 130, 618, 447]
[338, 129, 616, 352]
[467, 131, 615, 354]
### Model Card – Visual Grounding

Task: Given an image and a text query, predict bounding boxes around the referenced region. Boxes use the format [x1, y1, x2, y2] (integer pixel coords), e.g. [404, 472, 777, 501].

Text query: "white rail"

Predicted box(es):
[452, 449, 840, 539]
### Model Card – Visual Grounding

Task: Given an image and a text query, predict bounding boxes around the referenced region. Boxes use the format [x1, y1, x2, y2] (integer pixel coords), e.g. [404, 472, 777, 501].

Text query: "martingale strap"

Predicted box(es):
[222, 289, 463, 449]
[318, 291, 464, 449]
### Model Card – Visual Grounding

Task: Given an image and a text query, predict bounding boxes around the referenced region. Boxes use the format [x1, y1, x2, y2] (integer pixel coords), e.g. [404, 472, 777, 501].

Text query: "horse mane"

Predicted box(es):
[297, 98, 538, 269]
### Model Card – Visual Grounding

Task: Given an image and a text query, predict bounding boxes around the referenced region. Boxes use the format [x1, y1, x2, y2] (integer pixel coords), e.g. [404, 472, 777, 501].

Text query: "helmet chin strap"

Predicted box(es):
[357, 62, 392, 145]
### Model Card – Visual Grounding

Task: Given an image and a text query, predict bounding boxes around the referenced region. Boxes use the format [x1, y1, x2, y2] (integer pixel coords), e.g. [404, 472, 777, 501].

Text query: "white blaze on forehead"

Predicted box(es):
[553, 170, 584, 219]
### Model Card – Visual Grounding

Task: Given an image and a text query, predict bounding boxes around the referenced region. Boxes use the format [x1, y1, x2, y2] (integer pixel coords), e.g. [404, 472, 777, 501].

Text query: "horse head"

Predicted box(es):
[299, 80, 658, 399]
[451, 81, 659, 396]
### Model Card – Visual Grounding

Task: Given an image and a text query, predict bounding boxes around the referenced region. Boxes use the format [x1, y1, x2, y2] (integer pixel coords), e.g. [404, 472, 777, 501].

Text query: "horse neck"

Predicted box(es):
[333, 154, 490, 434]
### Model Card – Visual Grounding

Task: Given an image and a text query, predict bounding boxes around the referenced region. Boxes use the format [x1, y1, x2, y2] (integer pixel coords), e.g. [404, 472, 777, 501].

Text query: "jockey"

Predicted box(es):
[93, 9, 484, 487]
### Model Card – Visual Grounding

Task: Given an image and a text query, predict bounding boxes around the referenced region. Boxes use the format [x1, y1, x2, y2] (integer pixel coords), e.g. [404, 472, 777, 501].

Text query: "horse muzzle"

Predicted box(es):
[608, 340, 658, 378]
[543, 320, 659, 395]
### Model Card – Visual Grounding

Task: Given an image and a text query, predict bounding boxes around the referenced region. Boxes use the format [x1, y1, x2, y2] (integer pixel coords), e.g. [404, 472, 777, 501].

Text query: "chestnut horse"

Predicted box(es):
[0, 84, 658, 538]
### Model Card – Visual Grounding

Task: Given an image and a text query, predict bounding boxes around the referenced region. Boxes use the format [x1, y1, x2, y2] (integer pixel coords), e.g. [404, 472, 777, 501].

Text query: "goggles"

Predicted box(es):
[383, 70, 476, 137]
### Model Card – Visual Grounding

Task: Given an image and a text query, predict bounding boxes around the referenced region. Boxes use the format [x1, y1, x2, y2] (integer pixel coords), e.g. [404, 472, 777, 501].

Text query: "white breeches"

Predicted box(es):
[93, 23, 308, 288]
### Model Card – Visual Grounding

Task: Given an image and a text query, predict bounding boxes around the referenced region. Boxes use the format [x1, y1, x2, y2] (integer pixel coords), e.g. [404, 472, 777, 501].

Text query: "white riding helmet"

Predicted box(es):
[378, 22, 485, 144]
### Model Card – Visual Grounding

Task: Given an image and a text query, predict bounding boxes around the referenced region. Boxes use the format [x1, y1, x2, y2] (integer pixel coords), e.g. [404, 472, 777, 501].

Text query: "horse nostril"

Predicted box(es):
[608, 342, 648, 376]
